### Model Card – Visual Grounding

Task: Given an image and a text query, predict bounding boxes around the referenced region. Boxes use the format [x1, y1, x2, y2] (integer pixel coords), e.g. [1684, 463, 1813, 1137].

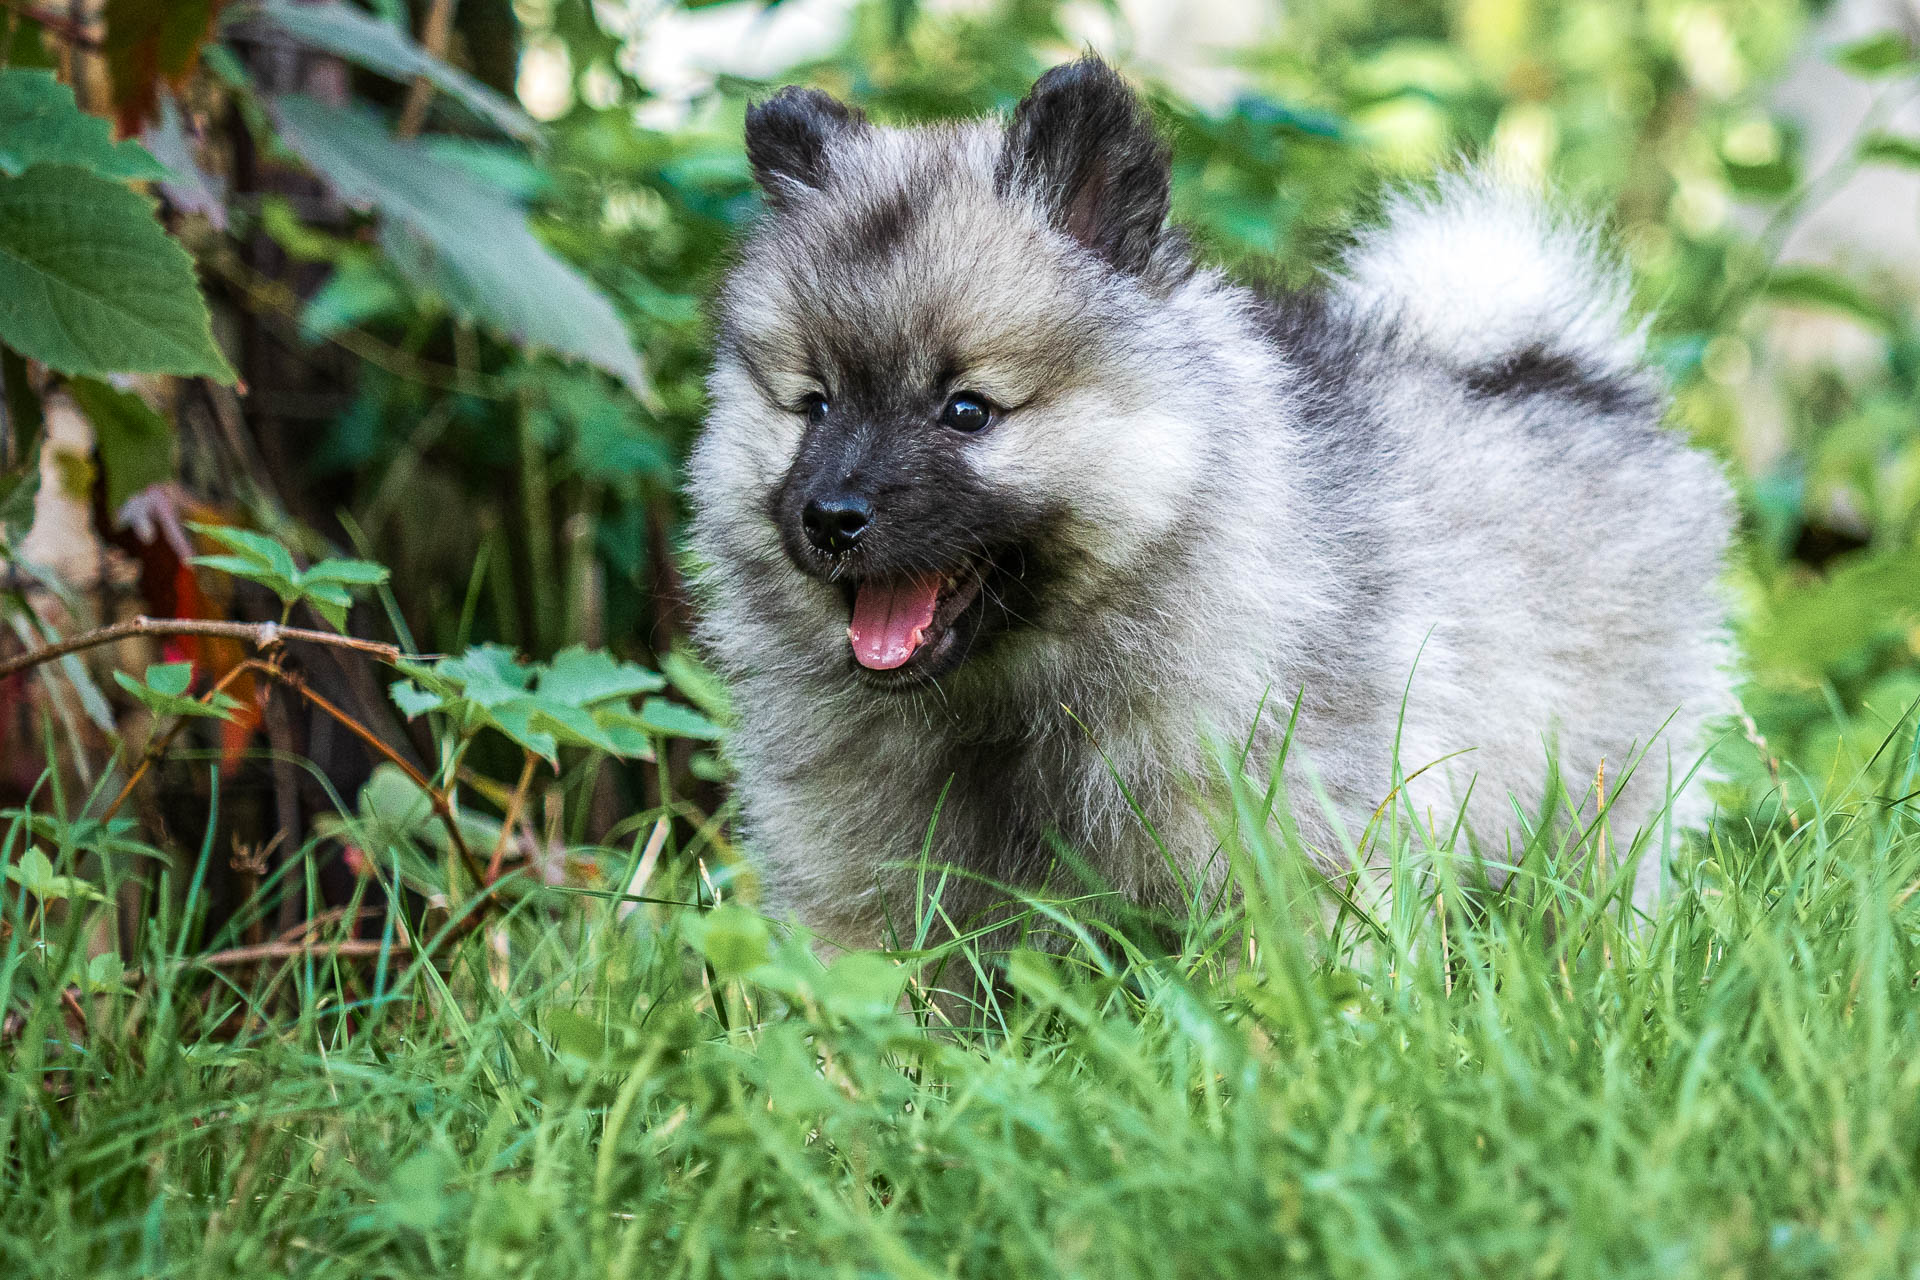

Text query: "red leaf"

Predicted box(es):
[103, 0, 226, 136]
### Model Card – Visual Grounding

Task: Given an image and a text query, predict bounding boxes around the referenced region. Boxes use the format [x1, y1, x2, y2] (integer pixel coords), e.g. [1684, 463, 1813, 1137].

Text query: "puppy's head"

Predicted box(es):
[701, 59, 1211, 692]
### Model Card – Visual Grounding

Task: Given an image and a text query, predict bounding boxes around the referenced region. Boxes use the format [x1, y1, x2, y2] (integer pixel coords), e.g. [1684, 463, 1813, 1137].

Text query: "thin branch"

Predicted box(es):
[0, 615, 407, 683]
[102, 658, 269, 823]
[0, 0, 100, 48]
[396, 0, 456, 139]
[188, 938, 392, 968]
[487, 750, 537, 883]
[270, 666, 489, 894]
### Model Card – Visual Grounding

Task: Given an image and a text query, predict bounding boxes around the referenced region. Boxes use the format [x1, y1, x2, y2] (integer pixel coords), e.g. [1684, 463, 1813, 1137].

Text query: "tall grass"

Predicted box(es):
[6, 719, 1920, 1278]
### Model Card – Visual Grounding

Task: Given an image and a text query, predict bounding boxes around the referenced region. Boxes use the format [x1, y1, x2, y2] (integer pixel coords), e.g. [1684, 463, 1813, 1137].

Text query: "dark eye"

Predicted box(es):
[939, 392, 994, 434]
[800, 394, 829, 426]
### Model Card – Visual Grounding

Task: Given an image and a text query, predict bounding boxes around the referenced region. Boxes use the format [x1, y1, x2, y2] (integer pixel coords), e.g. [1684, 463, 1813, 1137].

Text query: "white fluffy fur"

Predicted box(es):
[690, 101, 1736, 950]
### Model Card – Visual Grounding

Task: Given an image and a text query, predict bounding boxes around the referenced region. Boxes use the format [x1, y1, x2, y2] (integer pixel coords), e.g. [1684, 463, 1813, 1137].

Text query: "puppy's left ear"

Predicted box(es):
[997, 58, 1171, 275]
[746, 86, 867, 207]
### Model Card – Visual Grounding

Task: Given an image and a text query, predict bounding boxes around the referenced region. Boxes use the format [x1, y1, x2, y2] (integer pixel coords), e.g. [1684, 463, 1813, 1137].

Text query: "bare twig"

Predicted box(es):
[268, 667, 488, 893]
[0, 0, 100, 49]
[0, 615, 407, 683]
[188, 938, 391, 968]
[396, 0, 456, 139]
[487, 750, 537, 883]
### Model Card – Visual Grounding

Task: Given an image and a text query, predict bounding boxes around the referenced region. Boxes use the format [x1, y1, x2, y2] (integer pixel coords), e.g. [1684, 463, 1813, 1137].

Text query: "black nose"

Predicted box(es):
[802, 493, 873, 553]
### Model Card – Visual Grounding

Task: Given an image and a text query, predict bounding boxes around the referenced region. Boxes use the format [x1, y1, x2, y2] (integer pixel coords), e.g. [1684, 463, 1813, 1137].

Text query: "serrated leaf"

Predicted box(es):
[0, 166, 235, 380]
[526, 699, 624, 756]
[485, 700, 557, 762]
[237, 0, 535, 143]
[190, 522, 299, 578]
[634, 697, 724, 741]
[303, 583, 352, 631]
[68, 377, 173, 511]
[6, 847, 55, 895]
[299, 557, 390, 587]
[189, 552, 292, 590]
[0, 69, 170, 180]
[267, 96, 644, 393]
[1834, 31, 1915, 76]
[538, 645, 664, 708]
[1859, 132, 1920, 169]
[433, 646, 534, 712]
[389, 680, 443, 717]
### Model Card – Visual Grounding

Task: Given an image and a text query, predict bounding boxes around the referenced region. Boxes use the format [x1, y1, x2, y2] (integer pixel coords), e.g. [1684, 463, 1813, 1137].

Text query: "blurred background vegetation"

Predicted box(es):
[2, 0, 1919, 925]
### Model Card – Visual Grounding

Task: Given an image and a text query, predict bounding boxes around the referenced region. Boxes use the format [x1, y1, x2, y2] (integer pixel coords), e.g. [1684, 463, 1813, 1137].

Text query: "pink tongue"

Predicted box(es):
[848, 573, 943, 670]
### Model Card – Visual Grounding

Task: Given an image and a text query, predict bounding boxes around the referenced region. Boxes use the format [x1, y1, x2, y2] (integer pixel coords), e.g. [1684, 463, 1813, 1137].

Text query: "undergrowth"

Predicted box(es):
[6, 714, 1920, 1279]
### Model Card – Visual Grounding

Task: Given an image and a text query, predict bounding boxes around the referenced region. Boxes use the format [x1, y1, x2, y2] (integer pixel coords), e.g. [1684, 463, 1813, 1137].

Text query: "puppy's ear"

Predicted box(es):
[745, 87, 867, 207]
[998, 58, 1171, 275]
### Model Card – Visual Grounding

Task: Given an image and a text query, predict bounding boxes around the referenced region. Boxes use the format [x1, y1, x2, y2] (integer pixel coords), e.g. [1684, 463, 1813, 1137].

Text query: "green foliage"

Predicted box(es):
[1833, 30, 1916, 76]
[268, 95, 646, 394]
[0, 69, 169, 180]
[391, 641, 686, 762]
[187, 522, 390, 629]
[111, 660, 242, 720]
[11, 739, 1920, 1275]
[239, 0, 537, 141]
[0, 165, 234, 381]
[7, 0, 1920, 1272]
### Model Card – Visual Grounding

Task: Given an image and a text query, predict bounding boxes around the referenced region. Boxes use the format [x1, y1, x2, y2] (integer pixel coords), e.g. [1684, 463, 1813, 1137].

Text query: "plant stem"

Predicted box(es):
[0, 616, 408, 683]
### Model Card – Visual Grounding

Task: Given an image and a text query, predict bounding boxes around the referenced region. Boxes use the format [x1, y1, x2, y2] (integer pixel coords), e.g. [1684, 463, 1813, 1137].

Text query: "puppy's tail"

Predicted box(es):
[1335, 169, 1644, 383]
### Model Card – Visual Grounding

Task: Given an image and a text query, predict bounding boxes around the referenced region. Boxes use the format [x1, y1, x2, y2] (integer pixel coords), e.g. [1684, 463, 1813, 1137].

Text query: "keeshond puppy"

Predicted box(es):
[688, 58, 1734, 950]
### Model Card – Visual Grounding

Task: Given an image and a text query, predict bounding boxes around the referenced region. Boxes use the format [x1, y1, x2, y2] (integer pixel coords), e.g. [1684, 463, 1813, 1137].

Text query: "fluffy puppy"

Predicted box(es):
[688, 58, 1735, 948]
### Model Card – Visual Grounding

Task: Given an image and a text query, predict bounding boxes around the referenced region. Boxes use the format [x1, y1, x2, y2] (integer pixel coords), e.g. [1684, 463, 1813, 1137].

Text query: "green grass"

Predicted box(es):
[7, 728, 1920, 1279]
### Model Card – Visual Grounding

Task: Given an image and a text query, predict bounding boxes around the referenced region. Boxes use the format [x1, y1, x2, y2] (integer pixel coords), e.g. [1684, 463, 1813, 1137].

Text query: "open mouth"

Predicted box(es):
[842, 562, 990, 682]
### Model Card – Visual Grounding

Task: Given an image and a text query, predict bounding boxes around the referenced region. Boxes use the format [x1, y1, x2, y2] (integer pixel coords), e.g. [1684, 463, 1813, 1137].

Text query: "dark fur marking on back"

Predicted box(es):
[1463, 346, 1656, 417]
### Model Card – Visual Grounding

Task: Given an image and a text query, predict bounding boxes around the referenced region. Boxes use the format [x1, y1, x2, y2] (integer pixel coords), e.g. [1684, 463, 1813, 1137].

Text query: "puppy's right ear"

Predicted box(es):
[745, 87, 866, 208]
[998, 58, 1171, 275]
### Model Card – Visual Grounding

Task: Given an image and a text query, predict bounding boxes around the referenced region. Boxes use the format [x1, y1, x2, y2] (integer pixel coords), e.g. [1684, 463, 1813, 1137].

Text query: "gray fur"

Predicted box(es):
[688, 60, 1736, 949]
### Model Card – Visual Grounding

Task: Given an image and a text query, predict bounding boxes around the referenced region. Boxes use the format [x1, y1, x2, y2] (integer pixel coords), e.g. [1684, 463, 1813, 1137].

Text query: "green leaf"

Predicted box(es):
[82, 951, 129, 994]
[815, 952, 908, 1021]
[525, 699, 623, 756]
[538, 645, 664, 708]
[424, 649, 529, 716]
[5, 847, 55, 895]
[188, 522, 303, 601]
[660, 649, 729, 720]
[267, 96, 645, 394]
[299, 557, 391, 588]
[485, 700, 557, 762]
[0, 69, 170, 180]
[302, 252, 406, 340]
[1858, 132, 1920, 169]
[239, 1, 536, 143]
[113, 661, 241, 720]
[67, 376, 173, 511]
[684, 905, 771, 979]
[1834, 32, 1915, 76]
[146, 661, 192, 698]
[634, 697, 724, 741]
[1760, 268, 1894, 331]
[0, 166, 235, 381]
[389, 680, 443, 718]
